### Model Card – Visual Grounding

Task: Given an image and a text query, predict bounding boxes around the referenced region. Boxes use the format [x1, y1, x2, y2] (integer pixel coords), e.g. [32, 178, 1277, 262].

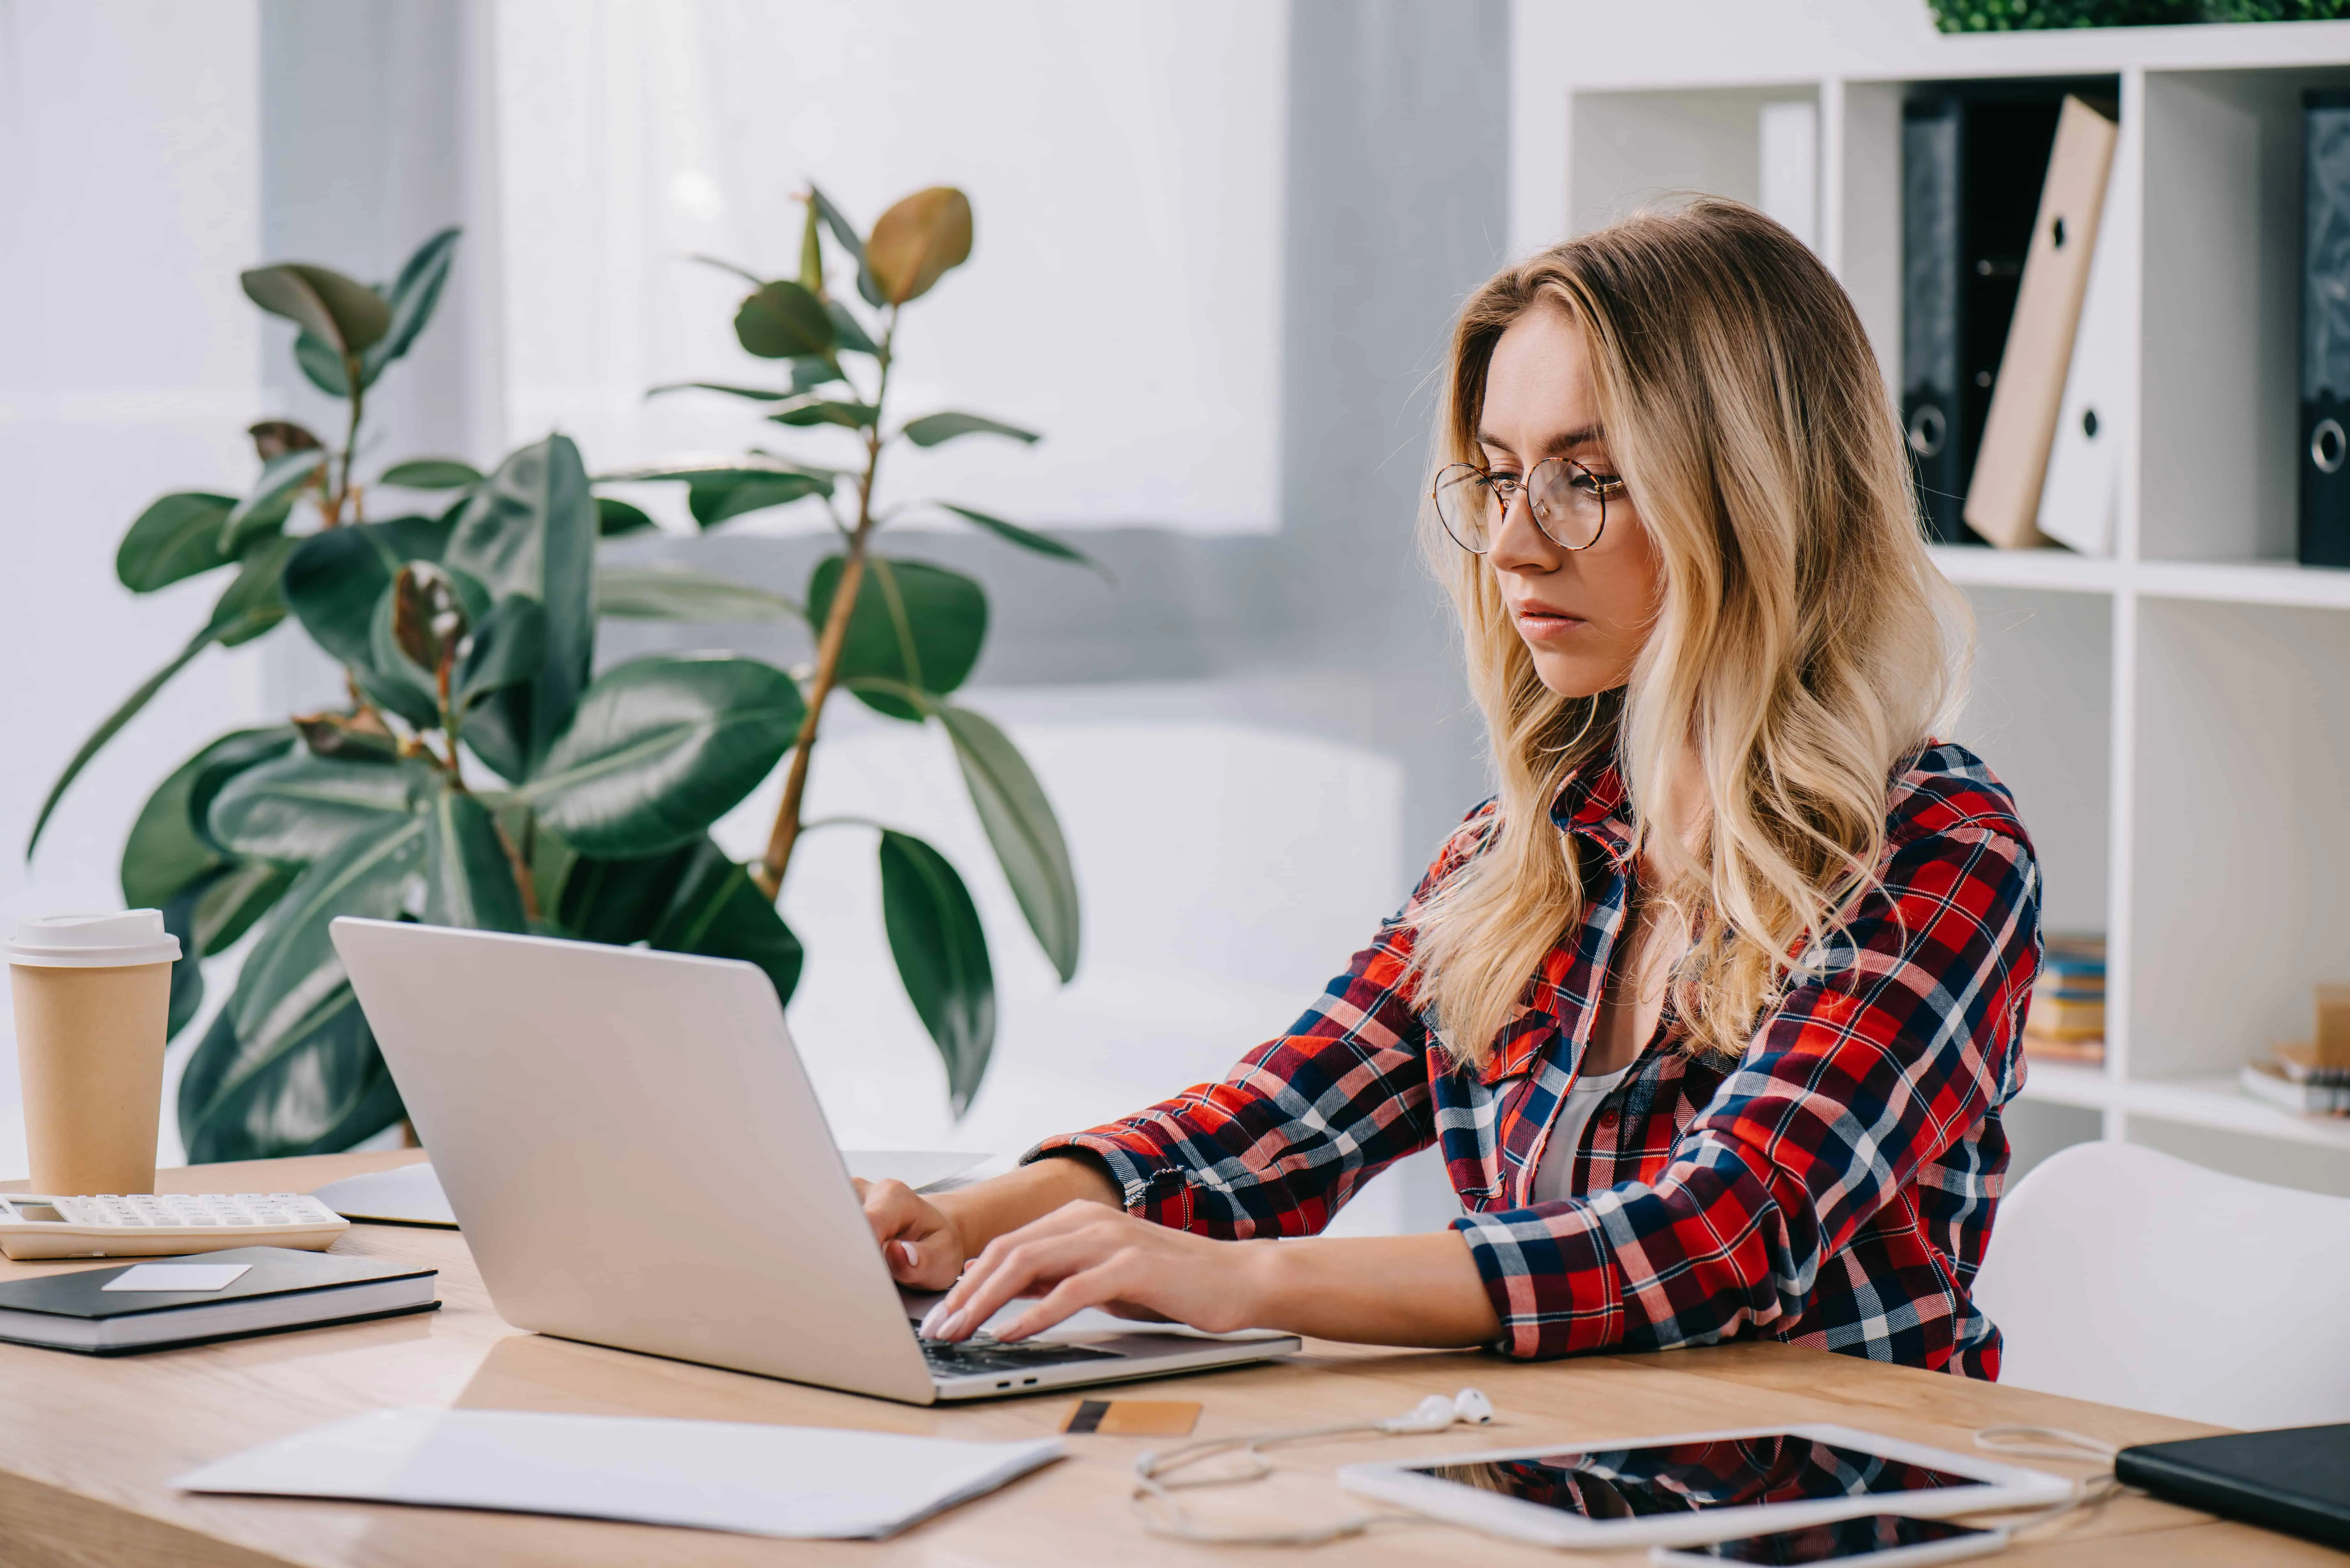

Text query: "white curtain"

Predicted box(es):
[493, 0, 1286, 533]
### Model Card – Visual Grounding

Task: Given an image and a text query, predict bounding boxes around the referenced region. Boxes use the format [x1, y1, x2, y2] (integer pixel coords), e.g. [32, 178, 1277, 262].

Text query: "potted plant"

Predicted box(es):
[30, 186, 1091, 1160]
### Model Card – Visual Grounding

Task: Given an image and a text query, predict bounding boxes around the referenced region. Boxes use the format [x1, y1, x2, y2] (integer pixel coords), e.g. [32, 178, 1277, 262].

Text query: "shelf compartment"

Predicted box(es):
[2127, 596, 2350, 1079]
[1951, 585, 2112, 938]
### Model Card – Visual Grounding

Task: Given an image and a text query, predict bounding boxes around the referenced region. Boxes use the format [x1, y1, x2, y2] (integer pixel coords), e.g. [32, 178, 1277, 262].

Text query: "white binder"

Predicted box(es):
[2037, 153, 2130, 556]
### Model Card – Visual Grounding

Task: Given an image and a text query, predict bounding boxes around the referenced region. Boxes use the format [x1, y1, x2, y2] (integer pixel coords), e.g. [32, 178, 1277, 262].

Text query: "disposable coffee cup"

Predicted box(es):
[6, 911, 180, 1196]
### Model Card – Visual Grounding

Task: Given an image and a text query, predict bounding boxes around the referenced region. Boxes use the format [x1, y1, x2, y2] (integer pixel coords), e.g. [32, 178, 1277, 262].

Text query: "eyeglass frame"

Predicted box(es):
[1430, 456, 1626, 555]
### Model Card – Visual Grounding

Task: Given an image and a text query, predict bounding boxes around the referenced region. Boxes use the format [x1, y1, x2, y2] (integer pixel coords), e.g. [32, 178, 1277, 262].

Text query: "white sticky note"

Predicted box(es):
[103, 1263, 252, 1293]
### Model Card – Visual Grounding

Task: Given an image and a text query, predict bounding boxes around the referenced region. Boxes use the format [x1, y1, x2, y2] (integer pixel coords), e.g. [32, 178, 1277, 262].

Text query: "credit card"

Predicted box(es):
[1061, 1398, 1202, 1436]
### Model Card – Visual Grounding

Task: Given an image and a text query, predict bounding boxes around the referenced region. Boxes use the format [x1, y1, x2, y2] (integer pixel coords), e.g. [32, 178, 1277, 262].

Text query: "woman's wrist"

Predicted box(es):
[931, 1154, 1122, 1261]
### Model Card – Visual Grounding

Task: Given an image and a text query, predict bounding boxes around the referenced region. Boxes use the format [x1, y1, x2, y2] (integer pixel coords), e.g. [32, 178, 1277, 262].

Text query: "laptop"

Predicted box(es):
[329, 918, 1299, 1405]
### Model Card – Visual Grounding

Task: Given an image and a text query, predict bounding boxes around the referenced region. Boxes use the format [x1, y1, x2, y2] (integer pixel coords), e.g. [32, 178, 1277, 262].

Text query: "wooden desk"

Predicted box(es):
[0, 1152, 2328, 1566]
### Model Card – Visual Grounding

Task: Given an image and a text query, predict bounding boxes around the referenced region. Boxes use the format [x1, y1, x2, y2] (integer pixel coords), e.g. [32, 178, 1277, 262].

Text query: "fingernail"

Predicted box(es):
[938, 1309, 967, 1339]
[919, 1304, 948, 1337]
[896, 1241, 917, 1267]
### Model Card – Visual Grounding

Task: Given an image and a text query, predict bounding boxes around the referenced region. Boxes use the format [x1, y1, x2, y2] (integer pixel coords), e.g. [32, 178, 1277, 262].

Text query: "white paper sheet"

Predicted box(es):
[102, 1263, 251, 1293]
[173, 1410, 1061, 1540]
[311, 1153, 990, 1228]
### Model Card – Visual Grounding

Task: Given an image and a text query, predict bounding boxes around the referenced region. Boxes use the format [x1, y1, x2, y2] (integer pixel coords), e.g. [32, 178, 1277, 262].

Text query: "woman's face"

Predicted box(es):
[1475, 304, 1663, 698]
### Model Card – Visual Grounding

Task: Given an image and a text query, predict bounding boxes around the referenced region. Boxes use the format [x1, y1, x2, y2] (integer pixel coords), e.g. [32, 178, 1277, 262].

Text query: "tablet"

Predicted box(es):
[1336, 1423, 2071, 1550]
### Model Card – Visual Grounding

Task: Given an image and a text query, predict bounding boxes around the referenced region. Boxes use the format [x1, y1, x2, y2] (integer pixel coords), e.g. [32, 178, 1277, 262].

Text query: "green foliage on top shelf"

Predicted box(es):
[1927, 0, 2350, 27]
[35, 190, 1100, 1157]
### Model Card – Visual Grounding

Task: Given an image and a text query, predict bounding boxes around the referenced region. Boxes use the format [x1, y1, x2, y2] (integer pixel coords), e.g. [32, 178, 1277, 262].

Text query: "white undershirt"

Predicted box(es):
[1527, 1062, 1635, 1206]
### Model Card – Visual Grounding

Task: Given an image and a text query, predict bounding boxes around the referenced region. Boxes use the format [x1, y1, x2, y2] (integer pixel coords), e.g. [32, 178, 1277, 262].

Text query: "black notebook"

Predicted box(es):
[0, 1246, 438, 1355]
[2114, 1423, 2350, 1553]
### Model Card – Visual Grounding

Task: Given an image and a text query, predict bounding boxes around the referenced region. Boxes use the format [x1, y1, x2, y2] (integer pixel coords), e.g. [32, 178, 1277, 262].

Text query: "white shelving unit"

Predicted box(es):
[1512, 4, 2350, 1196]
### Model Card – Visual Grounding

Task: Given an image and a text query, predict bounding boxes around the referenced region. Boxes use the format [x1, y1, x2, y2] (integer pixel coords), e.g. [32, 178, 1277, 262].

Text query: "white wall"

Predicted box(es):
[495, 0, 1287, 535]
[0, 1, 272, 1176]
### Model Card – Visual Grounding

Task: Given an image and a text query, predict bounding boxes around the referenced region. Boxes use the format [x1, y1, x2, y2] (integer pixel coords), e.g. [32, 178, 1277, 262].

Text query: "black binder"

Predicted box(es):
[1902, 86, 2104, 544]
[2302, 90, 2350, 568]
[2115, 1423, 2350, 1552]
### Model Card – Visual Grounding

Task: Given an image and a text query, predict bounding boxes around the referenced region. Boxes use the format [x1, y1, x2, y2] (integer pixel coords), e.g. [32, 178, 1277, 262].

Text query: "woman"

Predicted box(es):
[863, 199, 2041, 1377]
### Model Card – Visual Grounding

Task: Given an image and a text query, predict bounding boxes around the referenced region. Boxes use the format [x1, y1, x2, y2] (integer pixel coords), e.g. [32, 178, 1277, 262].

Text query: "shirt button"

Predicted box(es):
[1598, 1110, 1620, 1130]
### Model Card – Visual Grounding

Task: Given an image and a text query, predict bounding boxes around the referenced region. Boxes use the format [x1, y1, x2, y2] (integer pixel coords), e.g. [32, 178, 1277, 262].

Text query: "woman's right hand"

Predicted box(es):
[858, 1178, 970, 1291]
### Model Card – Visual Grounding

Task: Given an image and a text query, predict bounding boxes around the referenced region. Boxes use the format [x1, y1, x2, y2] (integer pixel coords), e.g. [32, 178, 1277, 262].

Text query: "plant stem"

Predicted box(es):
[328, 359, 365, 526]
[753, 316, 894, 901]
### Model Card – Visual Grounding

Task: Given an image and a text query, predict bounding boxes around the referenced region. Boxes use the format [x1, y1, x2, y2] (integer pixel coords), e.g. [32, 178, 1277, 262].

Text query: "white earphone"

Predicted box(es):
[1129, 1387, 1495, 1545]
[1375, 1387, 1496, 1434]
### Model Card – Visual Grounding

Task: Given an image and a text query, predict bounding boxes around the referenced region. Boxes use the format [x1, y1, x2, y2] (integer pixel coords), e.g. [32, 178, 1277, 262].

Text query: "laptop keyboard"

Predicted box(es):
[917, 1332, 1125, 1378]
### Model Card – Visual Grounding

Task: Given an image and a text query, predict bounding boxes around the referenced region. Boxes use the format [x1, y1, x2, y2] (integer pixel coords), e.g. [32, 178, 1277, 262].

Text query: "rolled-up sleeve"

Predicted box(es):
[1452, 817, 2039, 1360]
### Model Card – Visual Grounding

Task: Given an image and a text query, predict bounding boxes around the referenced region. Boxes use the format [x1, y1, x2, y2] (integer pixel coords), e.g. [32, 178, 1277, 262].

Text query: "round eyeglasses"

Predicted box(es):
[1432, 457, 1622, 554]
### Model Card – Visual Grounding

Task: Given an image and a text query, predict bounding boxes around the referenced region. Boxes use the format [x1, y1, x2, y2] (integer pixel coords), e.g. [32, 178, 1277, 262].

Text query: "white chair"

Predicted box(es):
[1972, 1140, 2350, 1429]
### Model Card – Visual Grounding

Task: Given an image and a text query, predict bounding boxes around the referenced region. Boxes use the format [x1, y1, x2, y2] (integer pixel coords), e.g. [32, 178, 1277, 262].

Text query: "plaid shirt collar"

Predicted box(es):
[1475, 759, 1643, 1090]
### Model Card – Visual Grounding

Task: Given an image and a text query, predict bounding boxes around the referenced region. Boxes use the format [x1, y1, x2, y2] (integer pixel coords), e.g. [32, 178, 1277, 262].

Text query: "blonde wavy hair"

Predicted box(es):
[1406, 199, 1970, 1067]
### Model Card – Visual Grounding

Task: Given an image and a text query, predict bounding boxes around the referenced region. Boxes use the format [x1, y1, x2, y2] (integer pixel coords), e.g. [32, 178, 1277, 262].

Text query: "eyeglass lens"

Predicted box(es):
[1432, 458, 1608, 554]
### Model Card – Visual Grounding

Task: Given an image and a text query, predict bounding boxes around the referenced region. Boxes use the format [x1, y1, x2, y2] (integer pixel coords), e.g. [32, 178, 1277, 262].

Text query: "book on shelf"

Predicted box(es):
[2274, 1041, 2350, 1087]
[1965, 95, 2119, 550]
[2023, 932, 2104, 1061]
[2301, 89, 2350, 569]
[2240, 1060, 2350, 1118]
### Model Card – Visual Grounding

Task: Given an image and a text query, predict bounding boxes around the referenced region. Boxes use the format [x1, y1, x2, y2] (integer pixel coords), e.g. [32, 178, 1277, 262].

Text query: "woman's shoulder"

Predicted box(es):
[1884, 739, 2033, 858]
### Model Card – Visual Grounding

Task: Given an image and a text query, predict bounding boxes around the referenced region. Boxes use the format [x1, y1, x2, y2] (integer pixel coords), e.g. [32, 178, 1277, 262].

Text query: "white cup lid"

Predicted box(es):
[5, 910, 182, 968]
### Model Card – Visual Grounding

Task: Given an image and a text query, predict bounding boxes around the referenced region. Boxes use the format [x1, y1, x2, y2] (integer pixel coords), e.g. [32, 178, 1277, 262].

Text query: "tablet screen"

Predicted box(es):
[1406, 1434, 1981, 1521]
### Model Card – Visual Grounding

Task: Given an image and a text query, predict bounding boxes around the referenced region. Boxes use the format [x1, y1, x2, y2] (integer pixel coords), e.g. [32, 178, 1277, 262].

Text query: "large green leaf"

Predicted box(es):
[161, 883, 207, 1040]
[371, 226, 462, 373]
[193, 856, 297, 954]
[241, 262, 390, 355]
[689, 471, 830, 528]
[809, 183, 884, 308]
[596, 496, 656, 537]
[121, 727, 296, 908]
[178, 813, 427, 1161]
[865, 187, 973, 306]
[648, 361, 844, 403]
[25, 547, 293, 857]
[899, 411, 1040, 448]
[179, 986, 403, 1163]
[116, 493, 237, 592]
[282, 515, 454, 668]
[878, 830, 994, 1116]
[221, 448, 325, 553]
[770, 399, 879, 431]
[444, 434, 598, 773]
[520, 656, 805, 856]
[208, 754, 430, 864]
[939, 705, 1080, 983]
[379, 457, 482, 490]
[807, 555, 988, 720]
[646, 839, 802, 1002]
[735, 279, 835, 360]
[208, 533, 299, 648]
[595, 565, 804, 624]
[557, 837, 800, 1003]
[827, 301, 879, 357]
[422, 788, 527, 931]
[938, 502, 1104, 573]
[454, 596, 547, 714]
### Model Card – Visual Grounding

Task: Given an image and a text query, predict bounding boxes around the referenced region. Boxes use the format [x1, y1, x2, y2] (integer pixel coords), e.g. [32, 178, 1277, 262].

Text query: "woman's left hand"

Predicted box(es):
[917, 1200, 1275, 1344]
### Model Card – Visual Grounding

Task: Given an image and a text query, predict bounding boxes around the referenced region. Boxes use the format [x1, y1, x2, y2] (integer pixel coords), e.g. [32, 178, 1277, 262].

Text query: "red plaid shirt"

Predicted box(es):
[1030, 743, 2040, 1375]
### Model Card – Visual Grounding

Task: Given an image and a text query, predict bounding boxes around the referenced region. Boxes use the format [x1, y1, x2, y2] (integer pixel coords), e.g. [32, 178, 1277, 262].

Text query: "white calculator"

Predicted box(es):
[0, 1193, 348, 1260]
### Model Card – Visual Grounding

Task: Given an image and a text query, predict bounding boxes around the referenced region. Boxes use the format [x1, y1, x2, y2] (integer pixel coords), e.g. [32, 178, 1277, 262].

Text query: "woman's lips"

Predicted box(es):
[1512, 607, 1587, 641]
